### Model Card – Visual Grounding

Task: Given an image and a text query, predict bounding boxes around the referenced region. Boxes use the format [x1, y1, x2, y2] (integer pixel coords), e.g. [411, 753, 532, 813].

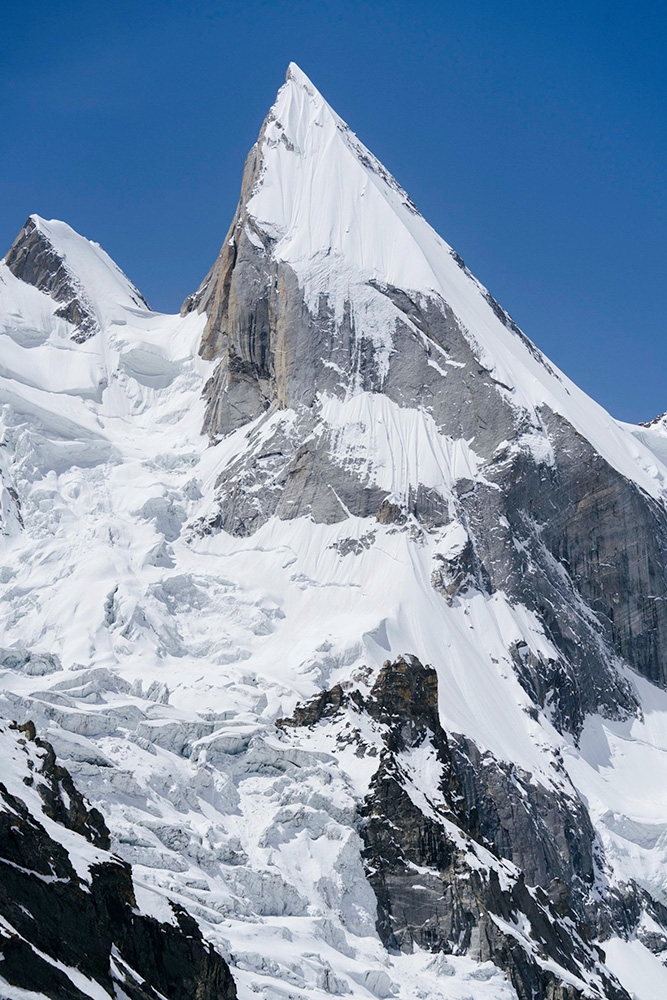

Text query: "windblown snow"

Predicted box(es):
[2, 62, 667, 1000]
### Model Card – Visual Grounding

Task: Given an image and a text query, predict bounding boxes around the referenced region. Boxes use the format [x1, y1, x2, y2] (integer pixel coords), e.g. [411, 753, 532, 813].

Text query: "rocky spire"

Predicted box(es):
[183, 65, 667, 717]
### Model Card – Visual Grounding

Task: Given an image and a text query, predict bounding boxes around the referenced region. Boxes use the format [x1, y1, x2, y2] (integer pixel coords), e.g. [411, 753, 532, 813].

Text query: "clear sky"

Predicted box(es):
[2, 1, 665, 422]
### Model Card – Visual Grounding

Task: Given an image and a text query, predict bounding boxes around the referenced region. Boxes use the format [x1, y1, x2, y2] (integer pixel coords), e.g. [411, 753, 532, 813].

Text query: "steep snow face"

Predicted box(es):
[3, 215, 150, 343]
[243, 63, 667, 501]
[4, 63, 667, 1000]
[24, 215, 149, 314]
[628, 413, 667, 471]
[249, 63, 443, 289]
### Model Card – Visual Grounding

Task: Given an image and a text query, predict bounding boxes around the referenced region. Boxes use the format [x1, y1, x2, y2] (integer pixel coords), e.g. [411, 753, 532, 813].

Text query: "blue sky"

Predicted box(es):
[2, 1, 666, 422]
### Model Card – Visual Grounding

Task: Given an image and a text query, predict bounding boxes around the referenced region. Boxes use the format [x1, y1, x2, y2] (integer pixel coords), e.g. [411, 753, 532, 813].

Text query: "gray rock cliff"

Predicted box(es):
[184, 69, 667, 735]
[280, 658, 655, 1000]
[0, 719, 237, 1000]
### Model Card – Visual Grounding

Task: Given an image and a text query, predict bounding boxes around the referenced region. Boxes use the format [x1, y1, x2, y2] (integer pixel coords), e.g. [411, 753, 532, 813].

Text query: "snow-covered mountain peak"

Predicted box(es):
[28, 215, 149, 310]
[7, 65, 667, 1000]
[4, 214, 150, 341]
[250, 61, 443, 292]
[192, 66, 667, 506]
[285, 60, 311, 81]
[284, 60, 318, 92]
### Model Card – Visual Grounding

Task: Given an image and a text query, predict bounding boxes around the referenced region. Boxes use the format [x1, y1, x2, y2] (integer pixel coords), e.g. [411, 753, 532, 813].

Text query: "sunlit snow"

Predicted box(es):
[2, 61, 667, 1000]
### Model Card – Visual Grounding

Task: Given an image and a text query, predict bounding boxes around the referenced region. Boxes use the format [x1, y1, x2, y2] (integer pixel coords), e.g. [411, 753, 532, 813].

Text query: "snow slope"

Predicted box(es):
[2, 63, 667, 1000]
[248, 63, 667, 502]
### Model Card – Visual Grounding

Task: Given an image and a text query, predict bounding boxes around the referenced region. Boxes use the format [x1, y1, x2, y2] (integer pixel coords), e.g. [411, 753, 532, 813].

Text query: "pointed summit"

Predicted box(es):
[187, 65, 665, 507]
[184, 61, 440, 335]
[284, 61, 317, 90]
[246, 60, 442, 290]
[4, 216, 149, 341]
[189, 62, 557, 387]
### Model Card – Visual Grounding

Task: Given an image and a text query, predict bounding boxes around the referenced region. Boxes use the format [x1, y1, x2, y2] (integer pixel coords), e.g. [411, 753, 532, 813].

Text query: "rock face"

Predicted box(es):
[5, 216, 101, 342]
[0, 719, 236, 1000]
[184, 65, 667, 737]
[468, 409, 667, 705]
[5, 215, 149, 342]
[281, 658, 635, 1000]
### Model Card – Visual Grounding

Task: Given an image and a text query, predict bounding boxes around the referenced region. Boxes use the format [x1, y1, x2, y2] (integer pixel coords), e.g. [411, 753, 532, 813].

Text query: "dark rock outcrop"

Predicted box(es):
[0, 720, 237, 1000]
[451, 405, 667, 730]
[5, 216, 148, 343]
[6, 217, 102, 342]
[280, 658, 640, 1000]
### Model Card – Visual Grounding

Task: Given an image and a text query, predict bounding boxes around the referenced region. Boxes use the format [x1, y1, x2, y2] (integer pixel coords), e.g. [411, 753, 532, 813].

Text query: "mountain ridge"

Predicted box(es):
[2, 62, 667, 1000]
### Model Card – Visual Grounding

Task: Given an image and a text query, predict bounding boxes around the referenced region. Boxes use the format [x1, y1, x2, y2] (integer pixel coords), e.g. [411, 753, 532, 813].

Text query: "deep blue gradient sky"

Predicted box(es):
[2, 1, 665, 422]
